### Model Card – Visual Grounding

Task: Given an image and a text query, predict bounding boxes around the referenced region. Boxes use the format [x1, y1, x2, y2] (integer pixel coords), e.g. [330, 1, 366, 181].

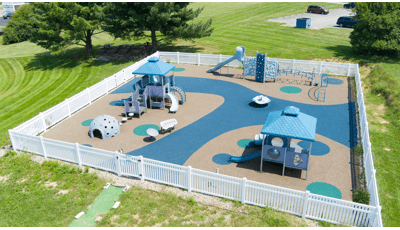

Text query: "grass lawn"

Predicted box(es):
[0, 2, 399, 227]
[0, 152, 106, 226]
[96, 185, 308, 227]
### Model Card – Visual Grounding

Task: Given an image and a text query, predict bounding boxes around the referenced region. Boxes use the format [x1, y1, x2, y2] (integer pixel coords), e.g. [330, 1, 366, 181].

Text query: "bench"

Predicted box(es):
[160, 119, 178, 133]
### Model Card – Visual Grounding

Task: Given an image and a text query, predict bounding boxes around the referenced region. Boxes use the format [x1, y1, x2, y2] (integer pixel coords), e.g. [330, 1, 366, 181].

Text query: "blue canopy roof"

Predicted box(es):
[132, 57, 176, 76]
[261, 106, 317, 141]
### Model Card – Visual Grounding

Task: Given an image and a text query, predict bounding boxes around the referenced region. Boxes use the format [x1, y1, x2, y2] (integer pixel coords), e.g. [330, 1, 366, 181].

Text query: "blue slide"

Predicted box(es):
[229, 150, 261, 163]
[207, 46, 245, 73]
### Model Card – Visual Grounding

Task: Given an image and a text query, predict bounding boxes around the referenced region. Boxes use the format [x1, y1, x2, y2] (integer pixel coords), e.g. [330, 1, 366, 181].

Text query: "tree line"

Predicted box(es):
[2, 2, 214, 54]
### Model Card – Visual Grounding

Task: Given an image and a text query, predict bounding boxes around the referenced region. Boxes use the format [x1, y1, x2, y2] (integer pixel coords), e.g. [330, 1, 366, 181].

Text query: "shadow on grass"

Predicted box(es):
[23, 43, 205, 72]
[326, 45, 400, 65]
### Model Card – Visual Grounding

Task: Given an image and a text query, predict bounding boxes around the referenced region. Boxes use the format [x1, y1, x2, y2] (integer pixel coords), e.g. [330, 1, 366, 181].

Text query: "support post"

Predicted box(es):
[188, 166, 192, 193]
[292, 59, 295, 69]
[75, 143, 82, 166]
[177, 51, 179, 64]
[319, 61, 323, 74]
[139, 155, 145, 182]
[40, 112, 47, 132]
[115, 152, 121, 176]
[65, 99, 71, 117]
[347, 63, 351, 77]
[8, 130, 17, 152]
[198, 53, 200, 66]
[241, 177, 247, 204]
[302, 191, 310, 219]
[86, 88, 91, 105]
[40, 136, 47, 159]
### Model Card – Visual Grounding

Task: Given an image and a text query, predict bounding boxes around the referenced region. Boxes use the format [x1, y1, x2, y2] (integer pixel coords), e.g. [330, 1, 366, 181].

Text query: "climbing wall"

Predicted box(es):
[255, 53, 265, 83]
[244, 57, 256, 76]
[265, 59, 278, 80]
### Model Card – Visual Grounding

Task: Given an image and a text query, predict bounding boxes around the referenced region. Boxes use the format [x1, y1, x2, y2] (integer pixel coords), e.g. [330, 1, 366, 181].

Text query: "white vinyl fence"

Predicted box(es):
[8, 51, 382, 227]
[157, 51, 358, 77]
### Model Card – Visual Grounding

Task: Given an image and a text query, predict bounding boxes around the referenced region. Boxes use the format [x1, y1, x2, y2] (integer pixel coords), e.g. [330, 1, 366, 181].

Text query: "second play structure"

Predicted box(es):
[122, 57, 186, 118]
[229, 106, 317, 179]
[208, 46, 329, 102]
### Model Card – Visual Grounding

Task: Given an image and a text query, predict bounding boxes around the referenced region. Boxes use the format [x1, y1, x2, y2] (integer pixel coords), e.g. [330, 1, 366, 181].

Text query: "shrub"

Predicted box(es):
[3, 4, 37, 45]
[353, 190, 370, 205]
[354, 146, 363, 155]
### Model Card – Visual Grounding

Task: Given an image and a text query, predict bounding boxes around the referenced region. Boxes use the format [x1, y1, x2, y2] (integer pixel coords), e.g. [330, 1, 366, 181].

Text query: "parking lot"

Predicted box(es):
[267, 8, 355, 29]
[0, 9, 11, 27]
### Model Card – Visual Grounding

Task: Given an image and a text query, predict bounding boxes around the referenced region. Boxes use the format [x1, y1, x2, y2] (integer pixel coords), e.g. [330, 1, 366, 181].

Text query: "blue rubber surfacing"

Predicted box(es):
[111, 77, 351, 166]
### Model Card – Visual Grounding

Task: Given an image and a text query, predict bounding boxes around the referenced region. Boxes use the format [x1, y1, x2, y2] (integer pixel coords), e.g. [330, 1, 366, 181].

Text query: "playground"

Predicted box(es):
[42, 51, 354, 201]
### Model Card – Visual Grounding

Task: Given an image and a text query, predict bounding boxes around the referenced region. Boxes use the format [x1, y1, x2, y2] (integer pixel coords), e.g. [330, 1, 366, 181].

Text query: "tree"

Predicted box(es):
[2, 4, 37, 45]
[102, 3, 213, 50]
[29, 2, 103, 55]
[350, 2, 400, 56]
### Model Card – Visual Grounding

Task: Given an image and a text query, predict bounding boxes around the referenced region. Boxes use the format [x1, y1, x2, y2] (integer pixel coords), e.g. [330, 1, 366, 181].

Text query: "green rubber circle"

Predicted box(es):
[133, 124, 160, 136]
[237, 139, 254, 149]
[81, 119, 93, 127]
[173, 68, 185, 72]
[306, 182, 342, 199]
[280, 86, 302, 94]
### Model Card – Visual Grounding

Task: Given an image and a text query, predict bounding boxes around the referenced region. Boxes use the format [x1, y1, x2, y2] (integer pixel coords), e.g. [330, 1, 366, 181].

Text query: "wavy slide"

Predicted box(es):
[166, 93, 179, 113]
[229, 150, 261, 163]
[207, 46, 245, 73]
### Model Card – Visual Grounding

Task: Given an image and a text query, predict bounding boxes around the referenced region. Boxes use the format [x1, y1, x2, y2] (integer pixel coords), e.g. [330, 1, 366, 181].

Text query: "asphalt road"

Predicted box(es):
[267, 8, 355, 30]
[0, 9, 11, 27]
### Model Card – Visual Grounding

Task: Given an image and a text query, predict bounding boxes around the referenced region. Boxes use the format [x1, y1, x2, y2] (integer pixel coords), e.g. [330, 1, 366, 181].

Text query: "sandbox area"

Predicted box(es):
[42, 63, 353, 201]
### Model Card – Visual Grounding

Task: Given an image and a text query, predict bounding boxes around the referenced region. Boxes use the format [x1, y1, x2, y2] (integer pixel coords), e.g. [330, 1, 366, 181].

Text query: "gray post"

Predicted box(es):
[40, 136, 47, 159]
[347, 63, 351, 77]
[306, 142, 312, 180]
[140, 155, 145, 182]
[40, 112, 47, 132]
[8, 130, 17, 152]
[188, 166, 192, 192]
[115, 152, 121, 176]
[87, 88, 91, 105]
[302, 191, 310, 219]
[241, 177, 247, 204]
[75, 143, 82, 166]
[65, 99, 71, 117]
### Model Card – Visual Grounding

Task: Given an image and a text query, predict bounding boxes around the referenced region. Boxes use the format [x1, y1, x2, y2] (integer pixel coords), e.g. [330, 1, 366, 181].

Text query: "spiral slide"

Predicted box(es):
[207, 46, 245, 73]
[229, 150, 261, 163]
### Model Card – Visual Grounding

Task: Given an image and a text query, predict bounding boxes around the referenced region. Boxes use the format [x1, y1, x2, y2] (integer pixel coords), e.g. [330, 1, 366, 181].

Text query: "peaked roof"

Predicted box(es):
[132, 57, 176, 76]
[261, 106, 317, 141]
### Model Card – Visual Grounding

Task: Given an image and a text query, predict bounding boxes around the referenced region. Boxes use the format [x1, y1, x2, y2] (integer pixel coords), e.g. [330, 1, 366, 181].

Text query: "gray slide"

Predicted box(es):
[207, 46, 245, 73]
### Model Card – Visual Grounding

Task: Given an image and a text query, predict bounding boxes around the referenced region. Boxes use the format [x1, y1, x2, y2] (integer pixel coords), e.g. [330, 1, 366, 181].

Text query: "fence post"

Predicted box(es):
[105, 79, 109, 93]
[319, 61, 323, 74]
[292, 59, 295, 69]
[302, 191, 310, 219]
[75, 143, 82, 166]
[198, 53, 200, 66]
[177, 51, 180, 64]
[188, 166, 192, 192]
[8, 129, 17, 152]
[40, 136, 47, 159]
[123, 69, 126, 83]
[241, 177, 247, 204]
[220, 54, 222, 63]
[65, 99, 72, 117]
[40, 112, 47, 132]
[115, 152, 121, 176]
[114, 74, 118, 87]
[139, 155, 145, 182]
[347, 63, 351, 77]
[86, 88, 91, 105]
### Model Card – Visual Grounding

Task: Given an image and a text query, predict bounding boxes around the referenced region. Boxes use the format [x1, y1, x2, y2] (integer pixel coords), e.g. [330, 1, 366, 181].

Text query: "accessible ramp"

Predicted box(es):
[207, 46, 245, 73]
[166, 93, 179, 113]
[229, 150, 261, 163]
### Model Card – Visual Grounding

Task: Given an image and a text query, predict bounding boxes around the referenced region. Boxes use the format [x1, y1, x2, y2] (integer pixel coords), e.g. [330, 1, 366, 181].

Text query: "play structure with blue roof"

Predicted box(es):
[119, 57, 187, 117]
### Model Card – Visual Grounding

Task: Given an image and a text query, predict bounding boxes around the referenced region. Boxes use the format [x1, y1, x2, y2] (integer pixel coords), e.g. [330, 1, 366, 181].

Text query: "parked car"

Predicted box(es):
[336, 16, 358, 28]
[343, 2, 356, 9]
[307, 5, 329, 14]
[3, 12, 13, 19]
